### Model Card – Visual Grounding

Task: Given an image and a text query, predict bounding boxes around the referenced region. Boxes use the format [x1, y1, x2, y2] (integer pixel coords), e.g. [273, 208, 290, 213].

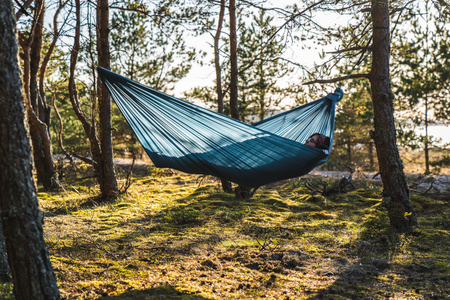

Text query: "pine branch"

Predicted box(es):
[303, 73, 370, 85]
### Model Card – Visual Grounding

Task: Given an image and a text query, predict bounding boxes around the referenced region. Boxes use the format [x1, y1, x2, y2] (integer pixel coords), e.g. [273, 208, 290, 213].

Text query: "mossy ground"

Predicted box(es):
[1, 161, 449, 299]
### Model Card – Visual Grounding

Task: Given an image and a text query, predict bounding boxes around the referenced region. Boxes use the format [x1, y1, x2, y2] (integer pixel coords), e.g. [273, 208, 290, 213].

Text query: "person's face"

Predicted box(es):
[305, 135, 319, 148]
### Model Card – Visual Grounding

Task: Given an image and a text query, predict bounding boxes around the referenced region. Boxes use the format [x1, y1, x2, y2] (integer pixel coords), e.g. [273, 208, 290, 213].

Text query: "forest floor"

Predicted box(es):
[1, 160, 449, 299]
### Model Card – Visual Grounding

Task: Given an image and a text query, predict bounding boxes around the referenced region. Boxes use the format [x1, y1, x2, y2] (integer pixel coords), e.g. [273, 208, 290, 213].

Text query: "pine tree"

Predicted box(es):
[237, 10, 293, 122]
[333, 77, 375, 170]
[393, 0, 450, 173]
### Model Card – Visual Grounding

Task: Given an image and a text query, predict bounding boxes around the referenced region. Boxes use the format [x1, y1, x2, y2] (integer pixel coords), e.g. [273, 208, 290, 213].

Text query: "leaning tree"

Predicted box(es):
[0, 0, 61, 298]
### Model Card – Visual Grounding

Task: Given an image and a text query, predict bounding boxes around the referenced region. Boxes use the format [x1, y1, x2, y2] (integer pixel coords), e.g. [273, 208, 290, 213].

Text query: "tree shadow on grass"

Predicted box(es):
[307, 257, 392, 299]
[306, 250, 446, 299]
[306, 209, 450, 299]
[99, 285, 210, 300]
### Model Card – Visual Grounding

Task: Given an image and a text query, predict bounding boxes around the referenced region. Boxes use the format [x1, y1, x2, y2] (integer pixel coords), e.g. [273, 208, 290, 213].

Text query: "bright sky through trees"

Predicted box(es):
[173, 1, 351, 96]
[173, 1, 449, 144]
[36, 0, 448, 143]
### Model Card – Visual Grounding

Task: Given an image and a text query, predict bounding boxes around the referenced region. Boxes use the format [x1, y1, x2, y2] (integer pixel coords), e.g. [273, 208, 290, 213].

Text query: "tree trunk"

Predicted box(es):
[215, 0, 225, 115]
[214, 0, 233, 193]
[229, 0, 239, 120]
[368, 142, 375, 171]
[424, 93, 430, 174]
[0, 1, 61, 298]
[68, 0, 118, 201]
[97, 0, 119, 200]
[347, 138, 352, 163]
[0, 221, 11, 283]
[228, 0, 250, 198]
[68, 0, 102, 187]
[369, 0, 418, 232]
[25, 0, 60, 191]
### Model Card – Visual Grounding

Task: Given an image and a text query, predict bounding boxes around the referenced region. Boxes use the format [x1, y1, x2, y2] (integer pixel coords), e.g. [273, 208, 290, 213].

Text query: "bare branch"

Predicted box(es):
[120, 156, 136, 193]
[71, 153, 94, 165]
[234, 0, 327, 82]
[327, 45, 372, 54]
[238, 0, 294, 16]
[39, 0, 69, 103]
[15, 0, 34, 20]
[109, 5, 149, 15]
[48, 84, 72, 162]
[303, 73, 369, 85]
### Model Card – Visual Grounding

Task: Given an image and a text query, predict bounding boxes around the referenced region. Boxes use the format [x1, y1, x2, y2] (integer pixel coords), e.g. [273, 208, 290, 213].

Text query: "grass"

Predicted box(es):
[1, 161, 449, 299]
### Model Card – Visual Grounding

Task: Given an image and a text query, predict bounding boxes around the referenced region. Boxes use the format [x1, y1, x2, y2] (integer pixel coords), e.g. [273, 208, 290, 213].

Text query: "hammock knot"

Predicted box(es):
[326, 87, 344, 103]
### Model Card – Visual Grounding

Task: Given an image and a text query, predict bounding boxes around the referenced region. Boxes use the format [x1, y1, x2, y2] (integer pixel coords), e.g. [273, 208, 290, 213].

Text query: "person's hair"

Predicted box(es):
[310, 133, 330, 150]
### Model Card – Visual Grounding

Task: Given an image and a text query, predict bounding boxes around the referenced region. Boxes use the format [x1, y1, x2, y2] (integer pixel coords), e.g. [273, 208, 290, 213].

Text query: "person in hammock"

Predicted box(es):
[305, 133, 330, 154]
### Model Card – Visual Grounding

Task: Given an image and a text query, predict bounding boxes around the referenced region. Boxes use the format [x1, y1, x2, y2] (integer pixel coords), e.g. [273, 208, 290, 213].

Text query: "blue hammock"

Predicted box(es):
[97, 67, 343, 187]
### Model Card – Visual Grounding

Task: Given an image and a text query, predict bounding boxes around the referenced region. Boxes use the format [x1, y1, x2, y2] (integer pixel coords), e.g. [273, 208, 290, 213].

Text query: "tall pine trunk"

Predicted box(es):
[369, 0, 418, 232]
[214, 0, 233, 193]
[68, 0, 118, 201]
[228, 0, 250, 198]
[229, 0, 239, 120]
[0, 1, 61, 297]
[97, 0, 118, 200]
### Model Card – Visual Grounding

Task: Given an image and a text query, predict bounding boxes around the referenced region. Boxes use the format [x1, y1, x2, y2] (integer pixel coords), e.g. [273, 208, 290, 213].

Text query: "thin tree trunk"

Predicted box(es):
[68, 0, 103, 186]
[97, 0, 118, 200]
[369, 0, 417, 232]
[228, 0, 250, 198]
[26, 0, 60, 191]
[229, 0, 239, 120]
[368, 142, 374, 170]
[68, 0, 118, 201]
[424, 93, 430, 174]
[215, 0, 225, 115]
[39, 0, 67, 110]
[29, 0, 45, 120]
[347, 139, 352, 163]
[214, 0, 232, 193]
[0, 1, 61, 298]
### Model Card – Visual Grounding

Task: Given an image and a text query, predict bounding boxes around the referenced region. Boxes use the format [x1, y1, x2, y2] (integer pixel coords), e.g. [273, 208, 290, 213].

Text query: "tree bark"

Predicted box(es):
[0, 220, 11, 283]
[228, 0, 250, 198]
[228, 0, 239, 120]
[369, 0, 417, 232]
[24, 0, 60, 191]
[424, 94, 430, 174]
[97, 0, 119, 200]
[368, 142, 375, 171]
[68, 0, 104, 186]
[215, 0, 225, 115]
[0, 1, 61, 298]
[346, 139, 352, 163]
[214, 0, 233, 193]
[68, 0, 118, 201]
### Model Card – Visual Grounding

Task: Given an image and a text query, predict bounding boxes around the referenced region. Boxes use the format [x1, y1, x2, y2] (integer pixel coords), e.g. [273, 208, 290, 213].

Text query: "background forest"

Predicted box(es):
[18, 0, 449, 176]
[0, 0, 449, 299]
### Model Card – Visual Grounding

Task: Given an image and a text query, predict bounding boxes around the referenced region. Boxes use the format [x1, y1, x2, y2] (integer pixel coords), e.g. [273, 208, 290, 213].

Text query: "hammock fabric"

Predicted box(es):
[97, 67, 343, 187]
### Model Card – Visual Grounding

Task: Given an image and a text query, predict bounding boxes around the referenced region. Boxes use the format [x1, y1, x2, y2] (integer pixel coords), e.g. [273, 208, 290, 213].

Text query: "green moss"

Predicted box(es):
[263, 198, 290, 210]
[410, 194, 445, 212]
[309, 211, 336, 220]
[0, 283, 13, 300]
[359, 211, 390, 240]
[34, 164, 450, 299]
